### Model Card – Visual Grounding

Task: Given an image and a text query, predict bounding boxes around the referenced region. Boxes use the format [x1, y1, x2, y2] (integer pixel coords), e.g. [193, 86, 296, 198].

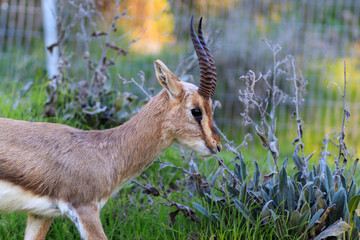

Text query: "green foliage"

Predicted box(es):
[192, 155, 360, 239]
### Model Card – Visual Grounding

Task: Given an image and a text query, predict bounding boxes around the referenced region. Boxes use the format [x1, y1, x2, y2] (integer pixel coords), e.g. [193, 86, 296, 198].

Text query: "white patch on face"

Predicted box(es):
[0, 181, 60, 217]
[177, 139, 212, 156]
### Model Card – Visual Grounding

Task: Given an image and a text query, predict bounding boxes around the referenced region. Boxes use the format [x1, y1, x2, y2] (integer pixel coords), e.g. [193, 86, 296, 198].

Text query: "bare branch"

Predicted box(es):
[119, 71, 153, 99]
[291, 57, 308, 178]
[338, 61, 348, 175]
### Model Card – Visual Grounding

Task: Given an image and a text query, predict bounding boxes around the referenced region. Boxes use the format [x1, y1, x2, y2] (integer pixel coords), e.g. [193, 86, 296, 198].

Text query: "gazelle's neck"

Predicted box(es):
[98, 90, 174, 188]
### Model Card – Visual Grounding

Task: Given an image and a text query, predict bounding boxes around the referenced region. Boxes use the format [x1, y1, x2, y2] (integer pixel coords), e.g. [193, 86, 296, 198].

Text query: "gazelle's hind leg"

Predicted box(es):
[64, 203, 107, 240]
[24, 214, 52, 240]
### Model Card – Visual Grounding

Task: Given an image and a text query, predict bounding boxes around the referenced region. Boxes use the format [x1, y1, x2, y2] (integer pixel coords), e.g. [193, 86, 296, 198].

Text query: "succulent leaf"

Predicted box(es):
[240, 156, 247, 182]
[289, 210, 300, 227]
[348, 195, 360, 221]
[260, 200, 273, 224]
[328, 188, 347, 226]
[287, 181, 296, 213]
[279, 166, 288, 195]
[253, 161, 260, 191]
[348, 178, 357, 199]
[296, 208, 310, 235]
[340, 174, 347, 189]
[301, 203, 310, 214]
[233, 199, 255, 223]
[313, 220, 350, 240]
[308, 209, 324, 230]
[292, 153, 303, 172]
[192, 202, 210, 218]
[324, 164, 334, 200]
[240, 181, 248, 203]
[281, 157, 288, 169]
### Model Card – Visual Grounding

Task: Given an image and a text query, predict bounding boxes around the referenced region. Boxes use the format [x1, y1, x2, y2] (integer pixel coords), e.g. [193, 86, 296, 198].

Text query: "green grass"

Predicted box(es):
[0, 193, 299, 239]
[0, 200, 295, 240]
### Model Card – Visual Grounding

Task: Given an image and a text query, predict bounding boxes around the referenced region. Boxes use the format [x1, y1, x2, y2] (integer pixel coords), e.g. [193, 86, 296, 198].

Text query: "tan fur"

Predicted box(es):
[25, 215, 52, 240]
[75, 204, 107, 240]
[0, 60, 221, 239]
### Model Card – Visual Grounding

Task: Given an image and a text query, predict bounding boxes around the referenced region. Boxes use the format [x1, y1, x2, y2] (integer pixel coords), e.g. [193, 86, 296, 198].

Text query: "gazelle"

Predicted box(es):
[0, 16, 221, 240]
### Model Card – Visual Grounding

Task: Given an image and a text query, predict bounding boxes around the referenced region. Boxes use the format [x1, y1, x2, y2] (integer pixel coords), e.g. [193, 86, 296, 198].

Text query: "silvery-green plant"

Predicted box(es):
[192, 155, 359, 239]
[190, 45, 358, 239]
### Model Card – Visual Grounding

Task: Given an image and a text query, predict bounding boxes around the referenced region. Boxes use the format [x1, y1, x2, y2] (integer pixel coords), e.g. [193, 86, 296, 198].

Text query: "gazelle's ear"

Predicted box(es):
[154, 60, 183, 100]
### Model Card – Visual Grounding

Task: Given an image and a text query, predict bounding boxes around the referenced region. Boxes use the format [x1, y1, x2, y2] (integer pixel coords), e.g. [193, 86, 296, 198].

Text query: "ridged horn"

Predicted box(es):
[190, 15, 217, 99]
[197, 17, 217, 97]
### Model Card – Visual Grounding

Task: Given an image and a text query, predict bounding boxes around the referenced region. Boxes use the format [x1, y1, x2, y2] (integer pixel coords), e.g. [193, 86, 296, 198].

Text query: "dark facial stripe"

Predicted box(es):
[195, 99, 221, 150]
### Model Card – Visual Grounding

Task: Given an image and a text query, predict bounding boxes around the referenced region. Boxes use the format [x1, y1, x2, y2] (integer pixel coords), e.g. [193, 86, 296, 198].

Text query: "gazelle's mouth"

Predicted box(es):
[216, 144, 222, 152]
[206, 143, 221, 155]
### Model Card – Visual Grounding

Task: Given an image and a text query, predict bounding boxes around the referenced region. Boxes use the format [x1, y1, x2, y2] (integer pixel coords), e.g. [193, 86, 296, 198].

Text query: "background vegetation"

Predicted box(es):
[0, 0, 360, 239]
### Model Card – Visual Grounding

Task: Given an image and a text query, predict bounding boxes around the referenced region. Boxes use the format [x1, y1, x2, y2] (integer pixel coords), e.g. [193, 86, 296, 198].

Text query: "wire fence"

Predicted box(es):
[1, 0, 360, 149]
[0, 0, 43, 84]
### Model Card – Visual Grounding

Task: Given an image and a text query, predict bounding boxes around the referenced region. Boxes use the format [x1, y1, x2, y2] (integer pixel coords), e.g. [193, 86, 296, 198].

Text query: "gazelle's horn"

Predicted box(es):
[190, 15, 217, 99]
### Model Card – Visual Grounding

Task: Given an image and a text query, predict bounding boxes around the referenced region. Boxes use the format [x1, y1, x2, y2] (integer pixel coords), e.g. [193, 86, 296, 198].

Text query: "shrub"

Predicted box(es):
[44, 0, 146, 129]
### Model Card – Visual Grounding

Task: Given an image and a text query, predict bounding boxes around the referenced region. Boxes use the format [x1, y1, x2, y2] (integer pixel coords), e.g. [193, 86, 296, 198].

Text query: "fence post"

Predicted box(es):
[41, 0, 58, 79]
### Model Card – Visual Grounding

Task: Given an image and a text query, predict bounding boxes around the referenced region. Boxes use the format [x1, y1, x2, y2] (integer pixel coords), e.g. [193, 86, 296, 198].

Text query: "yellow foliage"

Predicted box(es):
[99, 0, 241, 54]
[119, 0, 175, 54]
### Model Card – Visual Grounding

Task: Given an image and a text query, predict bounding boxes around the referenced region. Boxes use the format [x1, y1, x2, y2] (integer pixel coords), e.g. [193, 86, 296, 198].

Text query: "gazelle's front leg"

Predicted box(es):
[66, 203, 107, 240]
[24, 214, 52, 240]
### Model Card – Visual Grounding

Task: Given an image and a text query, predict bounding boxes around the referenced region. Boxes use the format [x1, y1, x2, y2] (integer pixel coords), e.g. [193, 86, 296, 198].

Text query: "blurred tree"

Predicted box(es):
[98, 0, 175, 54]
[124, 0, 175, 54]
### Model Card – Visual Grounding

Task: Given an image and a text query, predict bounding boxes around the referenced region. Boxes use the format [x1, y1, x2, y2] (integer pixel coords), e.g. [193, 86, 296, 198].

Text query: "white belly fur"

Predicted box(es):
[0, 179, 130, 218]
[0, 180, 61, 217]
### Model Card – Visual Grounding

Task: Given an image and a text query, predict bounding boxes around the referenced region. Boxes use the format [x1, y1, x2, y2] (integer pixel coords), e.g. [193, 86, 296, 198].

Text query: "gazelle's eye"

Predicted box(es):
[191, 108, 202, 123]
